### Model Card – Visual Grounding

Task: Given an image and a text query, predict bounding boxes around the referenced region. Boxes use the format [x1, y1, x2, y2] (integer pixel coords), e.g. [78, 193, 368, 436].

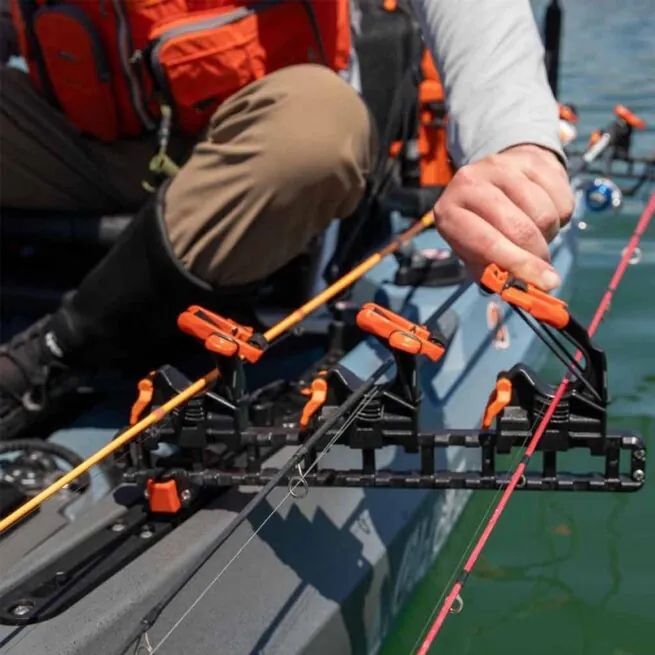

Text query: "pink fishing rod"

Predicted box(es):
[417, 190, 655, 655]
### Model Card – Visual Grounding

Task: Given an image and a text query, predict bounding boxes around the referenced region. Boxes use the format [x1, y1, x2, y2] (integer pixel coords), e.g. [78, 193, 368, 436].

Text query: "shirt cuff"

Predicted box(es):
[460, 122, 567, 169]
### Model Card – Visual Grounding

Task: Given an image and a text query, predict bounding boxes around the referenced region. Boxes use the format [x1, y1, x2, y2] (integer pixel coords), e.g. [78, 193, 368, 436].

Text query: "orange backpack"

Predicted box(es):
[10, 0, 351, 142]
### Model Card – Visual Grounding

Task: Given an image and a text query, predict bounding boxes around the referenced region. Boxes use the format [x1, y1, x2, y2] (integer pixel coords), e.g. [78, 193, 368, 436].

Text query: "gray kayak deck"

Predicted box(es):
[0, 222, 580, 655]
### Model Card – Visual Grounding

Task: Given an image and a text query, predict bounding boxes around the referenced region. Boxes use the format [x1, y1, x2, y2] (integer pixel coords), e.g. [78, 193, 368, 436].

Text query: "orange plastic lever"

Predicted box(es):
[356, 303, 446, 362]
[129, 373, 155, 426]
[615, 104, 646, 129]
[299, 375, 329, 429]
[558, 102, 578, 123]
[481, 377, 513, 430]
[146, 479, 182, 514]
[177, 305, 265, 364]
[480, 264, 570, 330]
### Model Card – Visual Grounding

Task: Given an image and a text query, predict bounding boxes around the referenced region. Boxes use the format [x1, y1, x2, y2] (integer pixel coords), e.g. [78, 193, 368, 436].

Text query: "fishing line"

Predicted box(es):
[409, 406, 545, 654]
[512, 308, 602, 403]
[410, 273, 558, 651]
[146, 380, 386, 654]
[415, 190, 655, 654]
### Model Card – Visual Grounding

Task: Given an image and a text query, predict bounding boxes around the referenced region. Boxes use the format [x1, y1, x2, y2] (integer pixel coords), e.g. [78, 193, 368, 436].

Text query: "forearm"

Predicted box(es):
[410, 0, 564, 166]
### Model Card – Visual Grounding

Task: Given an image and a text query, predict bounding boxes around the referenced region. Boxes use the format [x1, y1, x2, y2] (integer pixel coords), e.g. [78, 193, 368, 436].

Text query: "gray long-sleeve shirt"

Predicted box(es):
[2, 0, 562, 168]
[411, 0, 564, 166]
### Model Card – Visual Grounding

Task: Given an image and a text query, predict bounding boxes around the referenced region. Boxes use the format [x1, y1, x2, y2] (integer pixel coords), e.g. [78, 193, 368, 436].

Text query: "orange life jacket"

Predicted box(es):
[10, 0, 351, 142]
[378, 1, 451, 187]
[416, 48, 453, 186]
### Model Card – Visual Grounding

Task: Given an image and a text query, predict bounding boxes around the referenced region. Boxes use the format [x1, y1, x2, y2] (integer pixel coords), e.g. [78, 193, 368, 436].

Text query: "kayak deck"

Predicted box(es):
[0, 223, 580, 655]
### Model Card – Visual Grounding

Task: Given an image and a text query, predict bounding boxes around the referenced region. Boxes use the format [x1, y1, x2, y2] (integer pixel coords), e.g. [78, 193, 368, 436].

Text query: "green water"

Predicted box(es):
[381, 1, 655, 653]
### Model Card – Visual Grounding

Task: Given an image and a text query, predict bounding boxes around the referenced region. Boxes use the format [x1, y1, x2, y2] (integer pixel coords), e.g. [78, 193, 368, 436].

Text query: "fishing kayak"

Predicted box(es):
[0, 206, 581, 655]
[1, 100, 652, 655]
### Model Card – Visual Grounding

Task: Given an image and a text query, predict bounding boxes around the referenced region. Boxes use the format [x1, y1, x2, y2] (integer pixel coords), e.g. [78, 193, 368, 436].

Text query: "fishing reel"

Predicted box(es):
[0, 440, 94, 521]
[584, 177, 623, 213]
[572, 105, 653, 214]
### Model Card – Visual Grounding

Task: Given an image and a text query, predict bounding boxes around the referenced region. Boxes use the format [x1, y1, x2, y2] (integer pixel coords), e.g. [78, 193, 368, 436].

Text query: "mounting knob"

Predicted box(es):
[393, 243, 467, 288]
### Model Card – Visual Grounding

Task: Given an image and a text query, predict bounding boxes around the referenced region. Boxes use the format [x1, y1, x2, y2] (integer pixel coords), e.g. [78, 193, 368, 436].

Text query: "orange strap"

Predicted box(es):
[480, 264, 570, 330]
[587, 129, 602, 148]
[481, 377, 513, 430]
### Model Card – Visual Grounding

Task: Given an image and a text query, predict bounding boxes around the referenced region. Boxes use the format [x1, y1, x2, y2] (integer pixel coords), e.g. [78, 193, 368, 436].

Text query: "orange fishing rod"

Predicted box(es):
[0, 213, 435, 536]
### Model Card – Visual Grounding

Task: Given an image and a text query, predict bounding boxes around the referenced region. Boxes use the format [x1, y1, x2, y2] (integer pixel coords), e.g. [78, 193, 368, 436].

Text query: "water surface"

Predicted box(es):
[382, 1, 655, 653]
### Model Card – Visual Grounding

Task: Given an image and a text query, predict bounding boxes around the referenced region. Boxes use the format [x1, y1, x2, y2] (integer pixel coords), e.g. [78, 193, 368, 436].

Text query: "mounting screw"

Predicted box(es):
[635, 449, 646, 461]
[11, 602, 34, 617]
[180, 489, 192, 505]
[143, 489, 150, 500]
[111, 522, 126, 533]
[633, 469, 645, 483]
[140, 526, 154, 540]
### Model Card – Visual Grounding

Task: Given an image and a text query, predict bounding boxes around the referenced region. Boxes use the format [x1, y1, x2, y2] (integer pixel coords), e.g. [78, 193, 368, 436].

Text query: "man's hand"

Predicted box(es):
[433, 144, 574, 291]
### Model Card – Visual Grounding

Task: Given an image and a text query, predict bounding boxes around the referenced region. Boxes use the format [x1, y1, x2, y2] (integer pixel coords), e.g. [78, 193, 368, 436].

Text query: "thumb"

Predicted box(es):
[484, 231, 561, 291]
[447, 212, 562, 291]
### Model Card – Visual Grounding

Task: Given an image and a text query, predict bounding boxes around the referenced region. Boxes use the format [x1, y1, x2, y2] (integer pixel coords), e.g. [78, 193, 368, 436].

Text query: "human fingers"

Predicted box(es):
[505, 146, 575, 227]
[434, 204, 561, 291]
[487, 160, 561, 242]
[459, 178, 552, 262]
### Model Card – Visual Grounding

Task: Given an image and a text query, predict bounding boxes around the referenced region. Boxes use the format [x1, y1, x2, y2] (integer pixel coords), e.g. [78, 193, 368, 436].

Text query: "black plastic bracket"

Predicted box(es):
[0, 496, 200, 625]
[393, 242, 467, 288]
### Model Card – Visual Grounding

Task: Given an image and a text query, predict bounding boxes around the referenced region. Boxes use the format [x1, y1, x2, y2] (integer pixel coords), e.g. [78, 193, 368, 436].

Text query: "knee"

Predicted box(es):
[213, 64, 377, 217]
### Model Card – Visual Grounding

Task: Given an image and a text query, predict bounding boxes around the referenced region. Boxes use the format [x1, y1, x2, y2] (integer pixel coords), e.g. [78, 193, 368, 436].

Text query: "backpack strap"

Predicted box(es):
[142, 104, 180, 193]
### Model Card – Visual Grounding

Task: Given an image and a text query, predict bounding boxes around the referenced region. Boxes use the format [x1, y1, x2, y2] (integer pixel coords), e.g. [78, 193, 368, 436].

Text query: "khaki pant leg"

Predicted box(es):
[163, 63, 377, 287]
[0, 65, 165, 212]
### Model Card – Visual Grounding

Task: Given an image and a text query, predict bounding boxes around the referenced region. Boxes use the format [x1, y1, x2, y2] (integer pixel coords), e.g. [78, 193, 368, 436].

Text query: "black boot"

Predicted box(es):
[0, 183, 234, 440]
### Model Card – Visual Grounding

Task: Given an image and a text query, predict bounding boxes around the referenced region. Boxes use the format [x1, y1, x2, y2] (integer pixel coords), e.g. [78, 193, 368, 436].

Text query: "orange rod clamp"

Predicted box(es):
[299, 375, 329, 429]
[356, 303, 446, 362]
[481, 377, 513, 430]
[615, 104, 646, 130]
[177, 305, 265, 364]
[558, 102, 578, 123]
[479, 264, 570, 330]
